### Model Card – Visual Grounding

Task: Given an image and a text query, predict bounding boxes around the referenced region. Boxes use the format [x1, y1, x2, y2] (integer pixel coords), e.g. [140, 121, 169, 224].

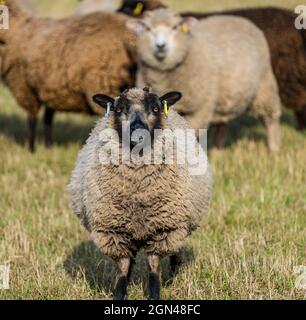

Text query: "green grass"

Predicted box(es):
[0, 0, 305, 300]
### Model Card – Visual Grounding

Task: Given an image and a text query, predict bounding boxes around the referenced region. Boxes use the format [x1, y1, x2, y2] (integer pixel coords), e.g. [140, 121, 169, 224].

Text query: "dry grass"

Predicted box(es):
[0, 0, 305, 300]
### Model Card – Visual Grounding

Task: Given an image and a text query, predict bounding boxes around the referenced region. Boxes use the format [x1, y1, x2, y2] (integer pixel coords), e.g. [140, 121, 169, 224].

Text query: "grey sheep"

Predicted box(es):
[68, 87, 212, 299]
[128, 9, 282, 152]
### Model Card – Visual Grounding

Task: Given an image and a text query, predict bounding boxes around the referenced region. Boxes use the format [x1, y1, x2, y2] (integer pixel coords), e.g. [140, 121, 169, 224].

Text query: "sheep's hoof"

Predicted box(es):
[148, 272, 160, 300]
[114, 276, 128, 300]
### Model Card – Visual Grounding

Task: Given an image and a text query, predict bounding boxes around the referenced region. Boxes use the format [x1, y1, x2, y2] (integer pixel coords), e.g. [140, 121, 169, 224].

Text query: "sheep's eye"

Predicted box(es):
[153, 107, 159, 113]
[115, 108, 122, 113]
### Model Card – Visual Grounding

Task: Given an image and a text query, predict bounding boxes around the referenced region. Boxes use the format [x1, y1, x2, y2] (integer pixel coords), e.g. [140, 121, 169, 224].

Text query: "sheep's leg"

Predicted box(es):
[147, 254, 161, 300]
[295, 107, 306, 130]
[28, 114, 37, 153]
[250, 70, 282, 152]
[44, 107, 55, 148]
[170, 252, 183, 275]
[264, 118, 281, 153]
[114, 257, 131, 300]
[213, 123, 227, 149]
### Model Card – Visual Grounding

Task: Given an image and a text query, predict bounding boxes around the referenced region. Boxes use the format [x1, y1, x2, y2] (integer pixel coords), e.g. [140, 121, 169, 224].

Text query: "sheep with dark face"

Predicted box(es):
[128, 9, 282, 151]
[68, 87, 212, 300]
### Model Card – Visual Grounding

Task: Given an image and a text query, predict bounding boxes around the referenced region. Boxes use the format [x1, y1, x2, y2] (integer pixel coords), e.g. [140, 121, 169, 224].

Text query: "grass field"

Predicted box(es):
[0, 0, 305, 300]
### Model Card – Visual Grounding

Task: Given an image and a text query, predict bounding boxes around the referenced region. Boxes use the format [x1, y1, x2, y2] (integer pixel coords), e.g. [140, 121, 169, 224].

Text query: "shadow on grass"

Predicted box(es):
[63, 240, 195, 296]
[0, 113, 95, 147]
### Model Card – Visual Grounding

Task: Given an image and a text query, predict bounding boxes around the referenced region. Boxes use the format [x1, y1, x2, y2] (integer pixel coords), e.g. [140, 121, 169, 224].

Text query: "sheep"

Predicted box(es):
[118, 2, 306, 130]
[179, 7, 306, 131]
[0, 0, 137, 152]
[127, 9, 282, 152]
[68, 87, 212, 300]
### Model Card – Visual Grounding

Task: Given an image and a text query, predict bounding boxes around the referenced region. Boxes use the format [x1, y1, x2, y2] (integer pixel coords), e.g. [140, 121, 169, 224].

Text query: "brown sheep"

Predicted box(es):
[0, 0, 137, 152]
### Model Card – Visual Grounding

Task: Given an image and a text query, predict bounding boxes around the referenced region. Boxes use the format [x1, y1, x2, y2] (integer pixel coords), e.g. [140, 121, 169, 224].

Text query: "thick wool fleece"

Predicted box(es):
[0, 0, 137, 117]
[68, 89, 212, 260]
[181, 7, 306, 127]
[137, 13, 281, 133]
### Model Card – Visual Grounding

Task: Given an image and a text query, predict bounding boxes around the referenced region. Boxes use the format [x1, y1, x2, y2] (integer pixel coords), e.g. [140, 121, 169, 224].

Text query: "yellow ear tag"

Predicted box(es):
[134, 2, 144, 16]
[182, 23, 189, 34]
[163, 101, 169, 116]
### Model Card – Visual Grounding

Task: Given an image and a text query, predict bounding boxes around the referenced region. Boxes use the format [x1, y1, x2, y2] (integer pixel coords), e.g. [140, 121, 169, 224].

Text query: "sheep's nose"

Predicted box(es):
[130, 121, 148, 132]
[156, 43, 167, 51]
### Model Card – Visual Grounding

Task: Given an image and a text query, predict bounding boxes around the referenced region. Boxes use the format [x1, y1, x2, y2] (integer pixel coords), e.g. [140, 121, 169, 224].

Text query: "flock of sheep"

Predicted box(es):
[0, 0, 305, 300]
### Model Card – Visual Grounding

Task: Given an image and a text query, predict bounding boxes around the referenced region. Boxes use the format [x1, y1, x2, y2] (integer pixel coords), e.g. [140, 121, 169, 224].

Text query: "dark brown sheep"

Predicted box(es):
[0, 0, 137, 152]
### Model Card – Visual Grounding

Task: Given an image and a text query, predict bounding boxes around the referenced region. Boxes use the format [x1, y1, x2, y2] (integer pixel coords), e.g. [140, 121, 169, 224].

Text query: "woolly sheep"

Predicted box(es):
[68, 87, 212, 300]
[117, 2, 306, 130]
[0, 0, 137, 152]
[180, 7, 306, 131]
[128, 9, 282, 151]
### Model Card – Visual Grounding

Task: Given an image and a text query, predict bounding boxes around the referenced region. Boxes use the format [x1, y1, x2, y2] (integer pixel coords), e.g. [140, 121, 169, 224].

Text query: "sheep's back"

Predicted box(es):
[196, 16, 271, 120]
[15, 13, 137, 113]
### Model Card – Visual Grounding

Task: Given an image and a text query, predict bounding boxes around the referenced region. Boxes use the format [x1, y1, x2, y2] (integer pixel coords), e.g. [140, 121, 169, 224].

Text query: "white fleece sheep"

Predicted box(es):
[128, 9, 282, 152]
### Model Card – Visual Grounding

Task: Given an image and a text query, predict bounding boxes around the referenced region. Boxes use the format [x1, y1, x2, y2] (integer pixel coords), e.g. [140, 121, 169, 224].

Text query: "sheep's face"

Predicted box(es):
[127, 9, 197, 71]
[93, 88, 182, 148]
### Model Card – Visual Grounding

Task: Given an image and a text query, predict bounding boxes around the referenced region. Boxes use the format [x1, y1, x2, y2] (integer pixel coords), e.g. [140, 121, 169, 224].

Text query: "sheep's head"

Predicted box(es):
[127, 9, 197, 71]
[118, 0, 166, 17]
[93, 87, 181, 148]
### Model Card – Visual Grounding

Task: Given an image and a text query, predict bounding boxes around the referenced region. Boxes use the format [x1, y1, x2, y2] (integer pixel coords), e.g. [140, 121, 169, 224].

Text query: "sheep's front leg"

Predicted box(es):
[265, 118, 281, 153]
[28, 114, 37, 153]
[114, 257, 131, 300]
[44, 107, 55, 148]
[213, 123, 228, 149]
[148, 254, 161, 300]
[170, 252, 183, 275]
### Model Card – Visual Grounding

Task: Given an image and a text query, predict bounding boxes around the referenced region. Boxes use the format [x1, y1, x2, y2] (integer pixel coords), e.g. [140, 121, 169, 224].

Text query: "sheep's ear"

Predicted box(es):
[160, 92, 182, 107]
[92, 94, 115, 110]
[179, 17, 198, 33]
[118, 1, 145, 16]
[126, 19, 147, 34]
